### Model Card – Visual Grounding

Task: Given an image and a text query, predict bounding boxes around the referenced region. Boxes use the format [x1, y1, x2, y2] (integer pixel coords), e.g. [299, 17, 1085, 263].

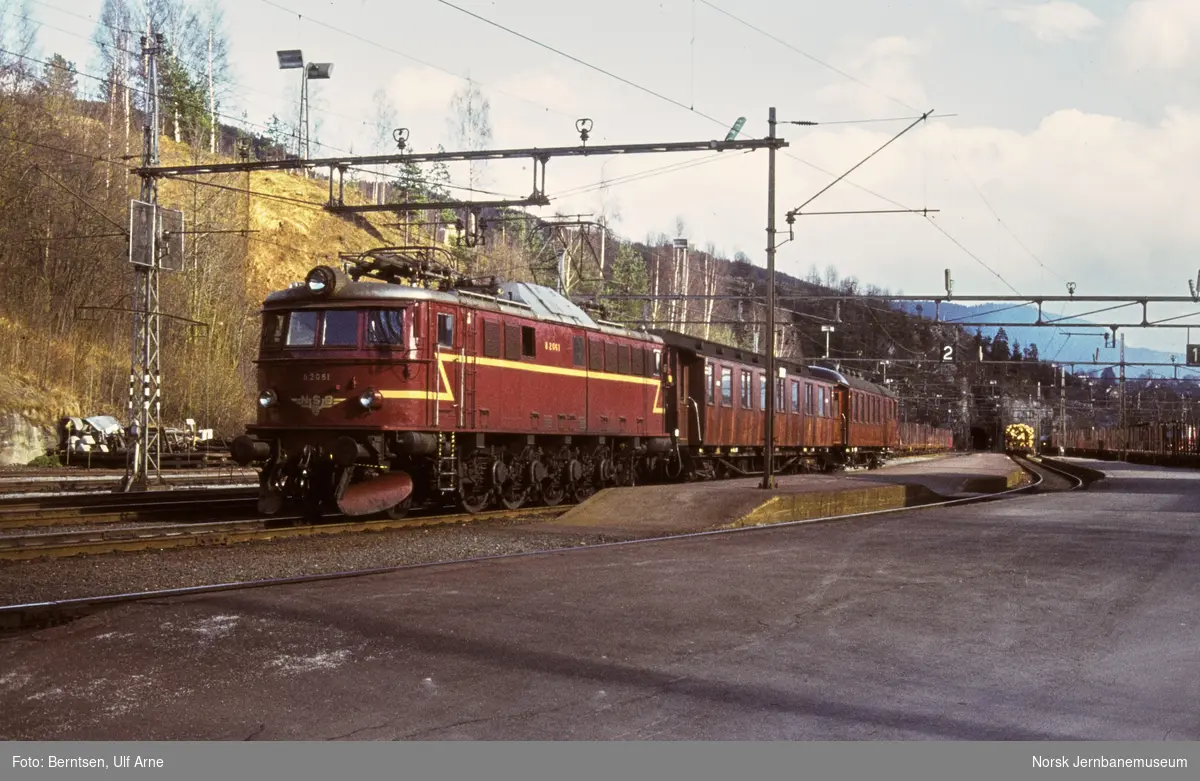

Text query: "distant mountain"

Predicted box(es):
[895, 302, 1188, 376]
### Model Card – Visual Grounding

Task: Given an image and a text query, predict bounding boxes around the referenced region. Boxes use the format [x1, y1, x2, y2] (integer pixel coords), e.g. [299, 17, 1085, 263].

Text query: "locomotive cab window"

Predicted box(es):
[437, 313, 455, 349]
[286, 311, 318, 347]
[366, 309, 404, 346]
[262, 313, 285, 349]
[322, 310, 359, 347]
[652, 349, 662, 377]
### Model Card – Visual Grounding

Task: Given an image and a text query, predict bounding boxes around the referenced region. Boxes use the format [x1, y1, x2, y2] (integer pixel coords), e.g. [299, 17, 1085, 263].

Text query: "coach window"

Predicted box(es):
[573, 336, 585, 367]
[805, 383, 814, 415]
[262, 312, 285, 349]
[437, 313, 455, 349]
[790, 380, 800, 413]
[521, 326, 536, 358]
[740, 369, 752, 408]
[720, 367, 733, 407]
[817, 387, 826, 418]
[706, 362, 714, 405]
[758, 373, 766, 411]
[285, 310, 318, 347]
[366, 309, 404, 346]
[777, 378, 785, 412]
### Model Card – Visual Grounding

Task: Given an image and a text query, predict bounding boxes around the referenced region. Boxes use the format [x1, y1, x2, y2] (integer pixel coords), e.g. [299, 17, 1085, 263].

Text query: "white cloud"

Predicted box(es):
[812, 36, 929, 117]
[1118, 0, 1200, 71]
[1001, 2, 1101, 43]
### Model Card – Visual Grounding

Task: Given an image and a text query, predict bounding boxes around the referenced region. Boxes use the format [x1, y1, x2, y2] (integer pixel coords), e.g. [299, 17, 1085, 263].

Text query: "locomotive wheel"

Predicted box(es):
[541, 481, 565, 506]
[459, 487, 490, 514]
[500, 485, 527, 510]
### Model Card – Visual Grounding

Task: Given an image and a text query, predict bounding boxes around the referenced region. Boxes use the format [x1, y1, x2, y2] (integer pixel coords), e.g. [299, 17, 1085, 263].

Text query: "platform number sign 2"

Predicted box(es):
[942, 345, 955, 362]
[1188, 344, 1200, 366]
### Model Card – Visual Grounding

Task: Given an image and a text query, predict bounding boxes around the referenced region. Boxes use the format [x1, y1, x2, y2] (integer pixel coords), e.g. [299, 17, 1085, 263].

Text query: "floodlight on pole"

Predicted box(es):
[278, 49, 333, 168]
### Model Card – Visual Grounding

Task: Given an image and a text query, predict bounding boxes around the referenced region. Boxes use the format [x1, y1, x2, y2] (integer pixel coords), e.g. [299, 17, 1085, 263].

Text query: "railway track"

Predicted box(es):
[0, 488, 259, 530]
[0, 505, 567, 561]
[0, 469, 255, 496]
[0, 454, 1090, 630]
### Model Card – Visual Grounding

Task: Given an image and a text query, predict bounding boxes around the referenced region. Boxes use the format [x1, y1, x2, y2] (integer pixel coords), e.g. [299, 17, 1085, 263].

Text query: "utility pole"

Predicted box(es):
[124, 32, 164, 491]
[762, 107, 777, 490]
[1119, 333, 1127, 460]
[1060, 365, 1066, 455]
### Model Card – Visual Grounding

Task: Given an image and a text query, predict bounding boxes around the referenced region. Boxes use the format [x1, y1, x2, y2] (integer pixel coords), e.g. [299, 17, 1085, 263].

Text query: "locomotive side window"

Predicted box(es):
[505, 324, 522, 360]
[618, 345, 631, 374]
[323, 310, 359, 347]
[642, 348, 654, 377]
[573, 336, 585, 367]
[631, 345, 644, 375]
[483, 320, 502, 358]
[605, 342, 619, 373]
[286, 311, 318, 347]
[740, 369, 751, 409]
[706, 362, 714, 405]
[521, 326, 536, 358]
[720, 367, 733, 407]
[588, 338, 602, 371]
[262, 313, 285, 349]
[366, 309, 404, 346]
[437, 313, 455, 348]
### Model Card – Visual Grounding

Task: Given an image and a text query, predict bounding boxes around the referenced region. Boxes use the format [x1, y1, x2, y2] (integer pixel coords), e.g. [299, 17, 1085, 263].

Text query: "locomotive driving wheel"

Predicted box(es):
[539, 448, 569, 507]
[458, 451, 491, 514]
[500, 451, 529, 510]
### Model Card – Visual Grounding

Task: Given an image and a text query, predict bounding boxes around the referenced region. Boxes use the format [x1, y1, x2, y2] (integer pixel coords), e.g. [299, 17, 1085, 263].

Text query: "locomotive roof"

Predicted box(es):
[263, 278, 661, 344]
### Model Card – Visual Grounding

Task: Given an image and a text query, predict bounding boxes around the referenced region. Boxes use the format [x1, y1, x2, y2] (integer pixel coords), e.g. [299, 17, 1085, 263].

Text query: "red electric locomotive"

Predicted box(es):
[231, 248, 952, 518]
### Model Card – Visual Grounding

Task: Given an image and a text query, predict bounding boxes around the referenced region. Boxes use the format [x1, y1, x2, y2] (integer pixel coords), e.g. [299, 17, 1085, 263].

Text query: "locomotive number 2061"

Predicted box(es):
[303, 372, 331, 381]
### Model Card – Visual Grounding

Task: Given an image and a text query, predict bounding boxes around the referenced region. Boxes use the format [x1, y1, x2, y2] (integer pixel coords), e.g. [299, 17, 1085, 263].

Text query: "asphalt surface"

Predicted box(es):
[2, 458, 1198, 740]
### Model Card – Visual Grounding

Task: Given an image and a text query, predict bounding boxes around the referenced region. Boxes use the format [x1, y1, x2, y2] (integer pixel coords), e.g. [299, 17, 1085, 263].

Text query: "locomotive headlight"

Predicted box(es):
[305, 265, 337, 296]
[358, 388, 382, 410]
[258, 389, 278, 408]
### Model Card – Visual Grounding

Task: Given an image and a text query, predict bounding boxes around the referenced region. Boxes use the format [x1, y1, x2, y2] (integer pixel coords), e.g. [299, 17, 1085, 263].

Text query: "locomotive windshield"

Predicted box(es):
[260, 308, 405, 350]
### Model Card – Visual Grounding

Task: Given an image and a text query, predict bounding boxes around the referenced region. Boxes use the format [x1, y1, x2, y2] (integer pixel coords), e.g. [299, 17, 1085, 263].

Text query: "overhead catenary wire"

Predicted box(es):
[694, 0, 920, 114]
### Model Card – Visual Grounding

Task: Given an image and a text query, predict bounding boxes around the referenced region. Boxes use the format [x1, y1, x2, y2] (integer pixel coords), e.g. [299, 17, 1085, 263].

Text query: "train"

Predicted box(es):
[230, 248, 954, 519]
[1055, 423, 1200, 465]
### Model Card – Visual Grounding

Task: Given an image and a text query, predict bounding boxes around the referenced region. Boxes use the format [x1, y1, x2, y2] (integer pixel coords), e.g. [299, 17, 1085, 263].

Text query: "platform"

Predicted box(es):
[535, 453, 1026, 538]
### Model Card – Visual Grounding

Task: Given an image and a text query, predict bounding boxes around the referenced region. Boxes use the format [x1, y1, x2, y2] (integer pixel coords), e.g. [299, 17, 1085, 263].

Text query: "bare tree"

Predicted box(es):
[446, 79, 492, 193]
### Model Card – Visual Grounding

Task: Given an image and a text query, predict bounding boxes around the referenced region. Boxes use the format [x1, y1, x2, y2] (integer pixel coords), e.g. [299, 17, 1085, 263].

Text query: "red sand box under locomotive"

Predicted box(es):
[231, 248, 952, 518]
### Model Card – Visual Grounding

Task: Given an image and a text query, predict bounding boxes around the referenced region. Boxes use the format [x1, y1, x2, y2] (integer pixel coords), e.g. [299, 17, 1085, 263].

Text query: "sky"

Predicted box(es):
[19, 0, 1200, 357]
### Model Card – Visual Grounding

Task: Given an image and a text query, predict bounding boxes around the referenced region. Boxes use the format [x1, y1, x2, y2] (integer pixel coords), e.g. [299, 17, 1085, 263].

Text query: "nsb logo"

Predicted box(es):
[291, 394, 337, 416]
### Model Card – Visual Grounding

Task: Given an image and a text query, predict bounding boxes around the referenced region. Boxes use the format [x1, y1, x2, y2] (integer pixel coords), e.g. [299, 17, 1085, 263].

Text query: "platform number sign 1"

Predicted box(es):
[1188, 344, 1200, 366]
[941, 344, 955, 362]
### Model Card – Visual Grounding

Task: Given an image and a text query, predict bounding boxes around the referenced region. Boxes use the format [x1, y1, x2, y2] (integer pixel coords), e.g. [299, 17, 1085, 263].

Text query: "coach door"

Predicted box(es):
[833, 386, 850, 446]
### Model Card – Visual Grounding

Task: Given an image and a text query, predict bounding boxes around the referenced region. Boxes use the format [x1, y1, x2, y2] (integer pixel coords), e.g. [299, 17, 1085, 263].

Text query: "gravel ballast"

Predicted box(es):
[0, 515, 621, 606]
